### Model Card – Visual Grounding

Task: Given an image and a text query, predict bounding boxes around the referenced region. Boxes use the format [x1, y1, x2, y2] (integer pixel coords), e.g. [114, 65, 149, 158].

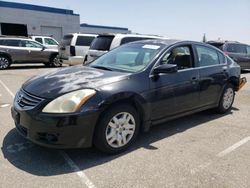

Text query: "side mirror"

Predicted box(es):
[153, 64, 178, 74]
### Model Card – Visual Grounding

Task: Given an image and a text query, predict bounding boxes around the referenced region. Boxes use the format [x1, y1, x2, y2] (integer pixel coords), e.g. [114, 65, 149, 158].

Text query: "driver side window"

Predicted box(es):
[161, 46, 193, 70]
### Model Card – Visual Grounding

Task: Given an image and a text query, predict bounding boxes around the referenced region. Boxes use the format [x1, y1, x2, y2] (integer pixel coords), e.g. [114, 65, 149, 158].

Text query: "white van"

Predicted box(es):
[59, 33, 97, 65]
[86, 33, 165, 63]
[30, 36, 59, 50]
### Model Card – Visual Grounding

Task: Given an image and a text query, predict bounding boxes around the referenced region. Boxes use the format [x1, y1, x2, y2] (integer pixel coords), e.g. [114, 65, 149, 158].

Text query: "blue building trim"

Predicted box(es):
[0, 1, 79, 16]
[80, 23, 128, 31]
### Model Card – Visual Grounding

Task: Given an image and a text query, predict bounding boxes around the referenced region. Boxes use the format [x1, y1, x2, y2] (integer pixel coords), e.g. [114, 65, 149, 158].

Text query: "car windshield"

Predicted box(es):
[89, 43, 163, 73]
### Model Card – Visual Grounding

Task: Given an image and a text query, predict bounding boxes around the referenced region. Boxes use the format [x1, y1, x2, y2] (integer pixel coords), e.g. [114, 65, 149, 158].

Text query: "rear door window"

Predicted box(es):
[35, 38, 43, 44]
[5, 40, 20, 47]
[61, 35, 73, 45]
[196, 45, 220, 67]
[90, 36, 114, 51]
[76, 36, 95, 46]
[226, 44, 247, 54]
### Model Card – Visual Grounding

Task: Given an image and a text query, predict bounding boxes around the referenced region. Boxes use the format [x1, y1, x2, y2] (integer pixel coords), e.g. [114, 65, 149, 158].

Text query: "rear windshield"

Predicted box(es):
[90, 36, 114, 51]
[61, 35, 73, 45]
[120, 37, 154, 45]
[76, 36, 95, 46]
[226, 44, 247, 54]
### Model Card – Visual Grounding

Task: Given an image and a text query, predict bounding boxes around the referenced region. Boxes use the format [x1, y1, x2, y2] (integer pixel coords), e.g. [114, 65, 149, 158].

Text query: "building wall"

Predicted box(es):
[0, 7, 80, 41]
[80, 26, 131, 34]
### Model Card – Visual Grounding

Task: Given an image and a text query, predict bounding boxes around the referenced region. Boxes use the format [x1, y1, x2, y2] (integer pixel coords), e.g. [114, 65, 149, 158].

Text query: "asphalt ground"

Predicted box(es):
[0, 64, 250, 188]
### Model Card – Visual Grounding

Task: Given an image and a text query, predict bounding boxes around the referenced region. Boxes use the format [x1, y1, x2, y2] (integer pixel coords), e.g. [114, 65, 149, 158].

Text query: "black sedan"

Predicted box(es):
[11, 39, 244, 154]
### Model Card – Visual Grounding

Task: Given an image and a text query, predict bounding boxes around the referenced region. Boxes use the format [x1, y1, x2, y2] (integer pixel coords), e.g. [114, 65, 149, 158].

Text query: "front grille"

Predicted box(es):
[15, 90, 44, 110]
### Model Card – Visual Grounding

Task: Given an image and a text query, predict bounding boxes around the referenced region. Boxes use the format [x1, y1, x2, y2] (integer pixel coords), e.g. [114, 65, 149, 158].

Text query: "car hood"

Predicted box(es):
[22, 65, 129, 99]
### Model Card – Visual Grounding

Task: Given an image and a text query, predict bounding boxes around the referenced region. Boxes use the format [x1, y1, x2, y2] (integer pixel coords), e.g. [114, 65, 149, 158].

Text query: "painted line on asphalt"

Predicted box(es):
[191, 136, 250, 174]
[1, 80, 96, 188]
[59, 151, 96, 188]
[0, 79, 15, 98]
[217, 136, 250, 158]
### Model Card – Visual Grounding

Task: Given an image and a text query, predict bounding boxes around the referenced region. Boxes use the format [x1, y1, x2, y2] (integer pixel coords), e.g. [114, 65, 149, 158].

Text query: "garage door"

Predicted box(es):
[41, 26, 62, 42]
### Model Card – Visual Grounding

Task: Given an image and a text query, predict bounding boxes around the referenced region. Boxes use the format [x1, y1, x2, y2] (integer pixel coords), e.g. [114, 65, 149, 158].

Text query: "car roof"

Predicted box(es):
[97, 33, 165, 39]
[207, 40, 245, 45]
[66, 33, 98, 37]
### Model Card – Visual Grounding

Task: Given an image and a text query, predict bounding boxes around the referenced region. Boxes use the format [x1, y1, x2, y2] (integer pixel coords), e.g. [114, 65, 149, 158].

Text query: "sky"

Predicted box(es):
[2, 0, 250, 44]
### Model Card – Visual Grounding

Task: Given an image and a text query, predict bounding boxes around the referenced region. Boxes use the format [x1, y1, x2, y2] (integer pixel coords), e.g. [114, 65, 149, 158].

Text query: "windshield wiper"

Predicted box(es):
[91, 65, 113, 71]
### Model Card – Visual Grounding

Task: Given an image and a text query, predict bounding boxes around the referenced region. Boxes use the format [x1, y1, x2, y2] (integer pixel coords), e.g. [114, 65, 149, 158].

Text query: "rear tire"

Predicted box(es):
[0, 56, 11, 70]
[94, 104, 140, 154]
[50, 55, 61, 67]
[216, 84, 235, 113]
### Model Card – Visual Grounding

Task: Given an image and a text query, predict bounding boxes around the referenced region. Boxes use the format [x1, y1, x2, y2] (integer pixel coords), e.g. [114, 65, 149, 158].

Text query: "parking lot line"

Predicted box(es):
[191, 136, 250, 175]
[217, 136, 250, 158]
[0, 79, 15, 98]
[1, 79, 96, 188]
[59, 151, 96, 188]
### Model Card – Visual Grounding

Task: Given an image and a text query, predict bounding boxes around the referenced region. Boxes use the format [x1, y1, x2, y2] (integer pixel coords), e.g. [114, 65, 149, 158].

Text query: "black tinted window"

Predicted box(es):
[61, 35, 73, 45]
[90, 36, 114, 51]
[226, 44, 247, 53]
[120, 37, 154, 45]
[5, 40, 20, 47]
[0, 39, 5, 45]
[35, 38, 43, 44]
[76, 36, 95, 46]
[196, 45, 220, 66]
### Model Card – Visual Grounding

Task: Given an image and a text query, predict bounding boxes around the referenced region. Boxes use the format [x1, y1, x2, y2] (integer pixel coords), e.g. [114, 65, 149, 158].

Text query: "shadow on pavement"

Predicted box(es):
[1, 108, 237, 176]
[241, 70, 250, 74]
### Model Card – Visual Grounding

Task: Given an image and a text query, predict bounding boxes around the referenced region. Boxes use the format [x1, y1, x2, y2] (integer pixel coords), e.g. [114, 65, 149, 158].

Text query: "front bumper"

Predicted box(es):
[11, 106, 100, 149]
[59, 56, 84, 66]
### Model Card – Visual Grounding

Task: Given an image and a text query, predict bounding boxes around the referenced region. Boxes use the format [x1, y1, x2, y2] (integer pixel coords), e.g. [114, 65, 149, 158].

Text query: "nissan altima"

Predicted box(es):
[11, 39, 245, 154]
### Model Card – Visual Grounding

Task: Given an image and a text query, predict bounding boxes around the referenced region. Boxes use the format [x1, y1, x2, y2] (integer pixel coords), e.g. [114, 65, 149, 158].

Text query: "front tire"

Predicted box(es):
[216, 84, 235, 113]
[94, 104, 140, 154]
[0, 56, 11, 70]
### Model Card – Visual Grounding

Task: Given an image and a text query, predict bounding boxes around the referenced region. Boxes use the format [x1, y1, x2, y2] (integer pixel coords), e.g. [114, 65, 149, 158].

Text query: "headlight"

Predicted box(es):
[42, 89, 96, 113]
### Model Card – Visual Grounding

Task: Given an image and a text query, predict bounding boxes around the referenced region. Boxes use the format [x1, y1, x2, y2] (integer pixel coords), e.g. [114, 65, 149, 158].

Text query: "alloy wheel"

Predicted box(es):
[0, 57, 10, 69]
[222, 87, 234, 110]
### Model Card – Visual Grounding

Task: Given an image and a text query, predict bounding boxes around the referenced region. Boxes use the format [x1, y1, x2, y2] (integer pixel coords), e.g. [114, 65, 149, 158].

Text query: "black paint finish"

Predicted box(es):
[12, 40, 241, 148]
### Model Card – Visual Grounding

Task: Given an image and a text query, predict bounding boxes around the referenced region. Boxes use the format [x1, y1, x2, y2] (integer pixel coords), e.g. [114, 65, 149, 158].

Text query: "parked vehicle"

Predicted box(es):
[58, 33, 97, 66]
[207, 40, 250, 70]
[30, 35, 59, 50]
[11, 39, 246, 154]
[86, 33, 165, 63]
[0, 36, 61, 69]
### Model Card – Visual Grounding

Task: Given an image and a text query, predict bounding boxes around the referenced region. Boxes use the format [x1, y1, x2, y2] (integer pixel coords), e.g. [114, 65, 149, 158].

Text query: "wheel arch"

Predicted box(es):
[97, 92, 150, 133]
[228, 76, 240, 91]
[49, 52, 59, 62]
[0, 52, 12, 63]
